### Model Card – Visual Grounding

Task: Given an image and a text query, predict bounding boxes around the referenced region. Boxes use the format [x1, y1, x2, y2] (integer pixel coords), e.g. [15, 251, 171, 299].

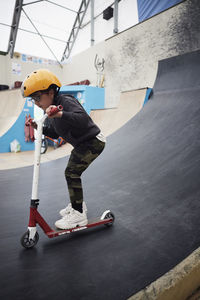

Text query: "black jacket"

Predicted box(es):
[43, 94, 100, 147]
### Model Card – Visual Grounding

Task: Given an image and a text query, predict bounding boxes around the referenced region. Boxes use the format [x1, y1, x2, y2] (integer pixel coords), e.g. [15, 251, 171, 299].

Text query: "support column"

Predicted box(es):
[113, 0, 119, 34]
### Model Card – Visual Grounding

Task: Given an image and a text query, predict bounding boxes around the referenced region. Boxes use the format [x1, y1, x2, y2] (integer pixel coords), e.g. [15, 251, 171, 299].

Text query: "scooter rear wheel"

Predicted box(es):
[104, 211, 115, 227]
[21, 231, 39, 249]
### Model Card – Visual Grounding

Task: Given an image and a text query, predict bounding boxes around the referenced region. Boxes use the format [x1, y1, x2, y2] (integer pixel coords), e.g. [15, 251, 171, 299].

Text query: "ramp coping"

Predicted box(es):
[128, 247, 200, 300]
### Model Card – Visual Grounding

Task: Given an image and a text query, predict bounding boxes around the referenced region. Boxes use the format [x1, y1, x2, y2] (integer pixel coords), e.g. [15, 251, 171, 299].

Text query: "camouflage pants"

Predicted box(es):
[65, 137, 105, 206]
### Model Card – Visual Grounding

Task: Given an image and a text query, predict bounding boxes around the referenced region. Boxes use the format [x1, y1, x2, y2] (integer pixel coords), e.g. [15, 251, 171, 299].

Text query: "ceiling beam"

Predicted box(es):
[91, 0, 94, 46]
[61, 0, 91, 61]
[45, 0, 77, 13]
[113, 0, 119, 34]
[22, 0, 44, 6]
[7, 0, 23, 58]
[23, 0, 77, 14]
[1, 22, 66, 43]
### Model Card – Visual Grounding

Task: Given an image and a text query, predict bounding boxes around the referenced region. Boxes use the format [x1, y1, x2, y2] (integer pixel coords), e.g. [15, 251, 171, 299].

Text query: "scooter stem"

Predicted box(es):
[31, 114, 48, 200]
[31, 105, 63, 200]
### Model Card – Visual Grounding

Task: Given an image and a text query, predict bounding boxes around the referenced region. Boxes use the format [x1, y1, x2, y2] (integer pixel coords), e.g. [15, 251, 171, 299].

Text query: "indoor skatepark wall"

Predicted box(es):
[63, 0, 200, 109]
[0, 54, 63, 90]
[105, 0, 200, 108]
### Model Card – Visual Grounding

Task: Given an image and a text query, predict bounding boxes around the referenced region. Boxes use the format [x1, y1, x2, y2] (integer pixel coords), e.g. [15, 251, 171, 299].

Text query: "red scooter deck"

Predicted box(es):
[47, 216, 114, 238]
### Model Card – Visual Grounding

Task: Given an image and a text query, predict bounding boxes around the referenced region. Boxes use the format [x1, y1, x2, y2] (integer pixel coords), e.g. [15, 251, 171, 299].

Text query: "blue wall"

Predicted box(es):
[137, 0, 183, 22]
[59, 86, 105, 115]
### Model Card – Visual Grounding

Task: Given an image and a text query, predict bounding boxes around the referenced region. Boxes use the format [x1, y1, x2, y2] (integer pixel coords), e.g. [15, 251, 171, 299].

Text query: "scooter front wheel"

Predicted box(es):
[21, 231, 39, 249]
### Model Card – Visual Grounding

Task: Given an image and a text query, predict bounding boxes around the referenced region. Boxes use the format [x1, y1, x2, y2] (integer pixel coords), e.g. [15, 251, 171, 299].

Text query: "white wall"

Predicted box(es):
[63, 41, 105, 86]
[0, 54, 64, 88]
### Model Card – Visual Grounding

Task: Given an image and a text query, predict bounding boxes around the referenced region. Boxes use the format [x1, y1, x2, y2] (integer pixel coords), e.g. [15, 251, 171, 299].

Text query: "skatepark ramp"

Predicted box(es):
[90, 88, 151, 137]
[98, 49, 200, 299]
[0, 89, 34, 152]
[0, 50, 200, 300]
[0, 89, 24, 137]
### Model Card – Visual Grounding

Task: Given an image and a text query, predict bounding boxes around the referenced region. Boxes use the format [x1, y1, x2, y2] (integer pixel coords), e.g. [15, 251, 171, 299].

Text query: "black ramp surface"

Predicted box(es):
[1, 49, 200, 300]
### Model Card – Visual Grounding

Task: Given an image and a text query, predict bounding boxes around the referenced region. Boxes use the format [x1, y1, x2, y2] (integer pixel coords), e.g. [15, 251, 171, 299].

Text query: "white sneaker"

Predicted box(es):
[55, 208, 88, 230]
[59, 201, 87, 217]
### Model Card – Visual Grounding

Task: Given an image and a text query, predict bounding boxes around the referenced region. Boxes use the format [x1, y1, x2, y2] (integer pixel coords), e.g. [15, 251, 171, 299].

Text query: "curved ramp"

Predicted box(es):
[90, 88, 151, 137]
[0, 89, 24, 137]
[0, 89, 34, 153]
[0, 50, 200, 300]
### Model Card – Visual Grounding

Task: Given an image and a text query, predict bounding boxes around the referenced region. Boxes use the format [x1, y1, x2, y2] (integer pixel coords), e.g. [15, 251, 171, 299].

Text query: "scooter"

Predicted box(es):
[21, 105, 115, 249]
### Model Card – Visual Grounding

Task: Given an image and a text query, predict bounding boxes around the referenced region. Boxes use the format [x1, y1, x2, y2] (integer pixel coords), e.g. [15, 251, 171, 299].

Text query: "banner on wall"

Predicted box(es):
[137, 0, 183, 22]
[21, 53, 58, 65]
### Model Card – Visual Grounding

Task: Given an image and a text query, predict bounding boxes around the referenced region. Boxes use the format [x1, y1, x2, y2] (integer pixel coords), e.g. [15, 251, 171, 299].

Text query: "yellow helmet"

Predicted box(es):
[21, 69, 61, 97]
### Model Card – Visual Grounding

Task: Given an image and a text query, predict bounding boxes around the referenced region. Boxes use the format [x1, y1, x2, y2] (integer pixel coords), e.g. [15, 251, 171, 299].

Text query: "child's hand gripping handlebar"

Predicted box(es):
[25, 105, 63, 129]
[48, 105, 63, 117]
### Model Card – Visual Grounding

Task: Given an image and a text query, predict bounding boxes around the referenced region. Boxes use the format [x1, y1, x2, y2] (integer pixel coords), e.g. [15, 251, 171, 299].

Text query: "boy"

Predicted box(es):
[21, 69, 106, 229]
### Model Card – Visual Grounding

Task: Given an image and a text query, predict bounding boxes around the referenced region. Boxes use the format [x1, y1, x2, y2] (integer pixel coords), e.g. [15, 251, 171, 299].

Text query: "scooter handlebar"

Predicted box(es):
[48, 105, 63, 117]
[25, 105, 63, 127]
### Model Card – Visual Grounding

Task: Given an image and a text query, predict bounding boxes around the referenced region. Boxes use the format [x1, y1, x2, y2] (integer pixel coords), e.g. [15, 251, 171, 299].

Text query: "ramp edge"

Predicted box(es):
[128, 247, 200, 300]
